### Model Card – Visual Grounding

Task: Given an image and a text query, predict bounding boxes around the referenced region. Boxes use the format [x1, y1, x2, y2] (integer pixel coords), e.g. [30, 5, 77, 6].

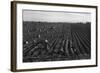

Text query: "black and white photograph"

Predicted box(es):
[23, 10, 91, 62]
[11, 1, 97, 72]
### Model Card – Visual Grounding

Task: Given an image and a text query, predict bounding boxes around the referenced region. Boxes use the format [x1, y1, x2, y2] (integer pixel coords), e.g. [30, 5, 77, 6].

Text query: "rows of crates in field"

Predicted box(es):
[23, 21, 91, 62]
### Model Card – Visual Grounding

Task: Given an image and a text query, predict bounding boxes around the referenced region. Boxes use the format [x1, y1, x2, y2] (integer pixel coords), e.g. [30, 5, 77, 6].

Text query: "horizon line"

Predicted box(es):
[23, 21, 91, 23]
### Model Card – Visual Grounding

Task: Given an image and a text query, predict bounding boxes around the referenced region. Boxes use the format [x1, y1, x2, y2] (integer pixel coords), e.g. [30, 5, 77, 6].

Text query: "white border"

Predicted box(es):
[17, 3, 96, 69]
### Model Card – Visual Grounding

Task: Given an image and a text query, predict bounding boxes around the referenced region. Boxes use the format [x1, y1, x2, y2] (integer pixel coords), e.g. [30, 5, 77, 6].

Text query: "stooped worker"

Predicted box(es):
[36, 39, 50, 52]
[29, 39, 51, 57]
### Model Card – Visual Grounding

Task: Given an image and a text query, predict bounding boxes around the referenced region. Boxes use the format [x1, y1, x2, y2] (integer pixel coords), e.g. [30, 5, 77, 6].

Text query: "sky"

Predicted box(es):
[23, 10, 91, 23]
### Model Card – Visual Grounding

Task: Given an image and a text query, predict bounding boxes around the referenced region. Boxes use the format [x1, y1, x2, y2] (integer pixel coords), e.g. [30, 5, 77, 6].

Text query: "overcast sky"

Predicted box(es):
[23, 10, 91, 23]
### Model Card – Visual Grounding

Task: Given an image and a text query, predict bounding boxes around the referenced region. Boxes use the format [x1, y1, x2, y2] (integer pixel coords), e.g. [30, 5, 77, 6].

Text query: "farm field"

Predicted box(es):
[23, 21, 91, 62]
